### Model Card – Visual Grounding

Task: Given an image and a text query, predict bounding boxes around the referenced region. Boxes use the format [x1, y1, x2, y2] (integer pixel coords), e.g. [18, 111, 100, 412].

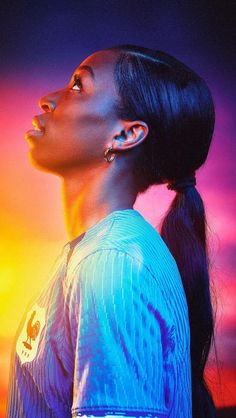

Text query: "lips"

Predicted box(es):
[25, 115, 46, 142]
[32, 115, 45, 132]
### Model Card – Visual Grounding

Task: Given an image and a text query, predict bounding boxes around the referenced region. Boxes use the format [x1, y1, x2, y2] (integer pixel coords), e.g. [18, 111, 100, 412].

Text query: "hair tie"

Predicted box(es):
[167, 172, 196, 193]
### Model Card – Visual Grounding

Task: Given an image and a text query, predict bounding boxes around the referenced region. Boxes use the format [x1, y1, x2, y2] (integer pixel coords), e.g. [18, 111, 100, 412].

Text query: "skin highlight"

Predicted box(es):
[26, 50, 148, 239]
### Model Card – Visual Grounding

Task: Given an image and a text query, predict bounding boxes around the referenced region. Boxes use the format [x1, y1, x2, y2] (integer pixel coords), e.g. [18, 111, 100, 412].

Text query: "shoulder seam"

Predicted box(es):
[71, 247, 159, 283]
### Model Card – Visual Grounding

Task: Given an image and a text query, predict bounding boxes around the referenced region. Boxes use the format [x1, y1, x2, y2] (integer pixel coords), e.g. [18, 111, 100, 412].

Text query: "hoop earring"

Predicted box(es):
[104, 146, 116, 163]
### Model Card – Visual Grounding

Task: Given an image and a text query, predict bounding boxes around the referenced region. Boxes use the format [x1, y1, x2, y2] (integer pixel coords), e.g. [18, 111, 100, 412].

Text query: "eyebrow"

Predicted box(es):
[77, 65, 95, 79]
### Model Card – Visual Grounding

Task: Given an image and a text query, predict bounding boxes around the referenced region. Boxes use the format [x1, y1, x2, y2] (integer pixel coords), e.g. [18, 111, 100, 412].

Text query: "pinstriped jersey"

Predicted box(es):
[6, 209, 192, 417]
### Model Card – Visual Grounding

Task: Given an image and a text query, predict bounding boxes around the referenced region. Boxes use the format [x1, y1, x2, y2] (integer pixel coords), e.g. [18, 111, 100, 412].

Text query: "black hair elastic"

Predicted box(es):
[167, 173, 196, 193]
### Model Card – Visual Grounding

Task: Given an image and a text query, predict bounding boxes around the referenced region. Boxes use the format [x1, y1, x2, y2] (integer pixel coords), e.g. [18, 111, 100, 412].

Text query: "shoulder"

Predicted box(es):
[65, 248, 158, 307]
[73, 248, 153, 289]
[66, 248, 172, 321]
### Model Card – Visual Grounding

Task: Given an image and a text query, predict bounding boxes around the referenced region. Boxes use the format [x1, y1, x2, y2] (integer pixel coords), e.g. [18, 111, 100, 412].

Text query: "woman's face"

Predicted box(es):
[25, 49, 121, 175]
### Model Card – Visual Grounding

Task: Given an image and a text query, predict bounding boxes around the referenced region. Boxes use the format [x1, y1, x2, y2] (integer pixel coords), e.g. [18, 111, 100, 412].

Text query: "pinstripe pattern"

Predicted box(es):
[6, 209, 192, 417]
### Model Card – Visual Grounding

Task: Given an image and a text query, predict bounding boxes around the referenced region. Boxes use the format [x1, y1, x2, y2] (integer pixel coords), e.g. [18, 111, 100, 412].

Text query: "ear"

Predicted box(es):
[112, 121, 149, 152]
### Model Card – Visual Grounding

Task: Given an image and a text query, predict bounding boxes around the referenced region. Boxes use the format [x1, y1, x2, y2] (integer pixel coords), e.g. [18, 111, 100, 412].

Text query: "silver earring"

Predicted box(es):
[104, 146, 116, 163]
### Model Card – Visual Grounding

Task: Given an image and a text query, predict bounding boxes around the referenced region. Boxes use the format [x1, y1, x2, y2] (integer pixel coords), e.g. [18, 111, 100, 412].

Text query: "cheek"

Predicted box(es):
[52, 97, 116, 147]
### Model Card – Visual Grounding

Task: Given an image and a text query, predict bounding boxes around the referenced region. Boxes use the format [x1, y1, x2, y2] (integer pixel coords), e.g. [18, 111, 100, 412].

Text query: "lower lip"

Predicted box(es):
[25, 129, 45, 141]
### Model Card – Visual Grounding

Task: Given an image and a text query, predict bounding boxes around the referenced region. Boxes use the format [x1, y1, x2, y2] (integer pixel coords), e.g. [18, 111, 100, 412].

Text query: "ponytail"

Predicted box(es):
[160, 187, 217, 418]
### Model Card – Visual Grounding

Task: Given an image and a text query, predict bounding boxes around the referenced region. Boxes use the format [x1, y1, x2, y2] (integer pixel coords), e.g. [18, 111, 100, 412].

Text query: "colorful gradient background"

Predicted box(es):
[1, 1, 235, 416]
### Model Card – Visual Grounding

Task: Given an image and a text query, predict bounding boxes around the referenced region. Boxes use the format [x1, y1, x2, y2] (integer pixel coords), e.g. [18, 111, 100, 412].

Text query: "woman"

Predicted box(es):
[7, 45, 216, 418]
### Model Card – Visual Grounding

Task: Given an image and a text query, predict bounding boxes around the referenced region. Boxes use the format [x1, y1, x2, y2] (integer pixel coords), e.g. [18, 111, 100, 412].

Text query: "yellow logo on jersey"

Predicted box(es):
[16, 304, 46, 364]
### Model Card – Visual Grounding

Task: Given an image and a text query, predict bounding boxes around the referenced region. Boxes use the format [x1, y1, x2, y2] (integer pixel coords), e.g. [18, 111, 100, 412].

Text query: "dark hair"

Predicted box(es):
[108, 44, 217, 418]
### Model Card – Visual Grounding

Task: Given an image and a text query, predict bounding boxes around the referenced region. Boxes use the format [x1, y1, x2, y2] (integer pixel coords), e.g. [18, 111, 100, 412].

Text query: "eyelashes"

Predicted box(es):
[71, 75, 82, 92]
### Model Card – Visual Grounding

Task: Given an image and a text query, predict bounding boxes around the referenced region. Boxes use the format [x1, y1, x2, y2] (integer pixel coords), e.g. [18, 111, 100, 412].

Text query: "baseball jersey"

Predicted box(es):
[6, 208, 192, 417]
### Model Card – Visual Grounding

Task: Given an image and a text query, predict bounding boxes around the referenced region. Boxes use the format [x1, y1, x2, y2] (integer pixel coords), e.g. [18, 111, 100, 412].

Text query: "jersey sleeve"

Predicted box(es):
[66, 249, 176, 418]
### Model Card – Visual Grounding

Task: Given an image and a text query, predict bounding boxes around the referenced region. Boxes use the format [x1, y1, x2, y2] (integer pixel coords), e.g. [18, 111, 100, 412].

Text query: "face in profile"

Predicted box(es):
[25, 50, 121, 176]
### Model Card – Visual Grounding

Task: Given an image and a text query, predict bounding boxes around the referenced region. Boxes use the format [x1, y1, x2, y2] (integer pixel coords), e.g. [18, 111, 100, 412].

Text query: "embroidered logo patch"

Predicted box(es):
[16, 304, 46, 364]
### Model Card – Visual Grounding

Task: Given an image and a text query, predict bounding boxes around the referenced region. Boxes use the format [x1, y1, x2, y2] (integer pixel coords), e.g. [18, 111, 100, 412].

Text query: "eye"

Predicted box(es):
[71, 75, 82, 92]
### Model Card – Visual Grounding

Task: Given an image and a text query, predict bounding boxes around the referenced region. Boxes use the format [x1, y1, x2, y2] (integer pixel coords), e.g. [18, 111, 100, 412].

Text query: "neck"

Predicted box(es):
[62, 163, 137, 240]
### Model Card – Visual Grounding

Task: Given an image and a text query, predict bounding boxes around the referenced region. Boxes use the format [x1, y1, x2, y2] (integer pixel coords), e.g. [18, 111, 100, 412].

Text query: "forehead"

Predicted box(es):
[75, 50, 119, 92]
[81, 49, 119, 69]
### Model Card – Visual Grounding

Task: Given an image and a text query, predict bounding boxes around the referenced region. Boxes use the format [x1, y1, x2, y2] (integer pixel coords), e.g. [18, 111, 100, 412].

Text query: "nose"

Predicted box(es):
[38, 94, 56, 112]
